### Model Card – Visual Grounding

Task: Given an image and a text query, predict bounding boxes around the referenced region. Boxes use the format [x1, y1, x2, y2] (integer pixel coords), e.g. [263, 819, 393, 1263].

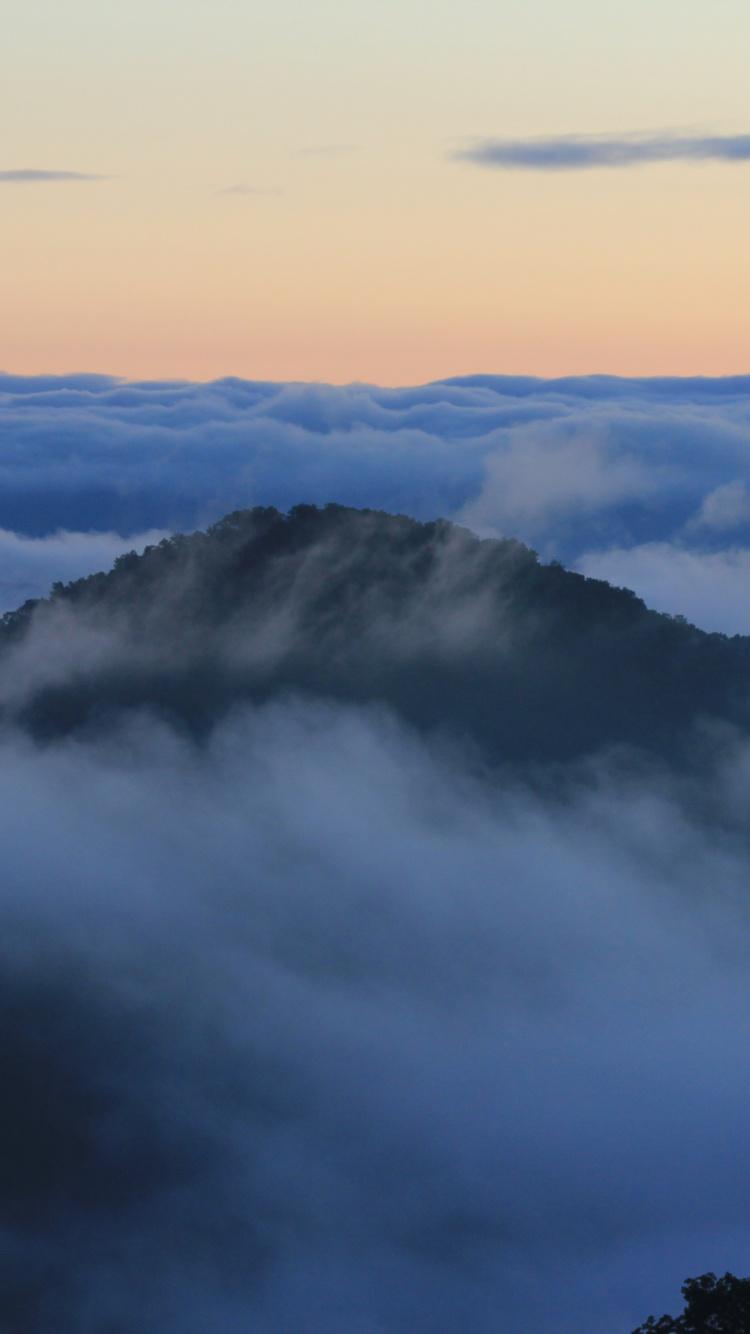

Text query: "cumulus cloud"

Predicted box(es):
[4, 373, 750, 629]
[0, 170, 105, 182]
[1, 698, 750, 1331]
[453, 132, 750, 171]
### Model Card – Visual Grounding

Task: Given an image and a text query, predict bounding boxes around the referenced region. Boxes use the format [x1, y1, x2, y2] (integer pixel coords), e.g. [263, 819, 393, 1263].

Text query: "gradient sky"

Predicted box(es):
[3, 0, 750, 384]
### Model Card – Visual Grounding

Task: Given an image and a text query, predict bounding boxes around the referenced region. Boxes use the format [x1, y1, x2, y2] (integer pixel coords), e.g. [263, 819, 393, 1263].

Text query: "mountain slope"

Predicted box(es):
[1, 502, 748, 764]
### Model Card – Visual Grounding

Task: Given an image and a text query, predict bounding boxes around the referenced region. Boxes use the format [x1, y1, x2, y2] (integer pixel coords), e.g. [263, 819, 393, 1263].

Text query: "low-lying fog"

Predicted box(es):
[2, 698, 750, 1332]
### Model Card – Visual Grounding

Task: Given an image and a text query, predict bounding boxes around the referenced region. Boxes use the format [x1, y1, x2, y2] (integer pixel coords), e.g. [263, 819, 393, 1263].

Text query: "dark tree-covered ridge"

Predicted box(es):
[0, 502, 748, 765]
[632, 1272, 750, 1333]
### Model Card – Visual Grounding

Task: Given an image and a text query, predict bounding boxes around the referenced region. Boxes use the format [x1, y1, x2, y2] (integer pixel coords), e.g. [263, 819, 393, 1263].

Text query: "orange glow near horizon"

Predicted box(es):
[2, 0, 750, 385]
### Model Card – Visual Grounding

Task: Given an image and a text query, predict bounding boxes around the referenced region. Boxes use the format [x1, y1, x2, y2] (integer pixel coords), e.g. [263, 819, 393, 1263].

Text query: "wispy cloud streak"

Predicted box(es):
[454, 132, 750, 170]
[0, 170, 105, 183]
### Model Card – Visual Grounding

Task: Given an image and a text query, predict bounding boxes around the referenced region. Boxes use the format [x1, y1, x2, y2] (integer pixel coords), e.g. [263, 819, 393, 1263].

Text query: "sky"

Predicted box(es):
[3, 0, 750, 383]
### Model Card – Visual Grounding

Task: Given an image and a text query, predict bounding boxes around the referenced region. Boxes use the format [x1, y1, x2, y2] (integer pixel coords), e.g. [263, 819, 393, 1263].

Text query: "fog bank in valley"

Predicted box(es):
[2, 701, 750, 1332]
[0, 505, 748, 1330]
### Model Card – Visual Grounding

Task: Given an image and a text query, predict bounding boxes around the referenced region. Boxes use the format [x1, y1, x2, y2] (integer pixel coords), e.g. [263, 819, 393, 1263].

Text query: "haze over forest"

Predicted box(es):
[1, 480, 750, 1333]
[6, 0, 750, 1326]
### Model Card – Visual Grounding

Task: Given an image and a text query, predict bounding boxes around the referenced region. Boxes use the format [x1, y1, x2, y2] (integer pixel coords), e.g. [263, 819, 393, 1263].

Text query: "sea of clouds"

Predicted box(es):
[3, 372, 750, 631]
[3, 373, 750, 1331]
[4, 698, 750, 1332]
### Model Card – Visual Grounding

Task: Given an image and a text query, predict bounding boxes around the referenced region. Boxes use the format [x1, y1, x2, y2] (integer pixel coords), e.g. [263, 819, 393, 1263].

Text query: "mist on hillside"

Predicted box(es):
[0, 506, 749, 1331]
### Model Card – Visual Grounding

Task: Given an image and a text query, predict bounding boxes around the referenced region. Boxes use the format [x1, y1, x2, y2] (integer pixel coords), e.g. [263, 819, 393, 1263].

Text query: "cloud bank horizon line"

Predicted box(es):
[3, 371, 750, 633]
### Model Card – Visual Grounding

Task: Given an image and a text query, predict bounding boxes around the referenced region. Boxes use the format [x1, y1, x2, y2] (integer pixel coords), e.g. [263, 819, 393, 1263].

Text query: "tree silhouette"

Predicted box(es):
[632, 1273, 750, 1333]
[2, 502, 750, 763]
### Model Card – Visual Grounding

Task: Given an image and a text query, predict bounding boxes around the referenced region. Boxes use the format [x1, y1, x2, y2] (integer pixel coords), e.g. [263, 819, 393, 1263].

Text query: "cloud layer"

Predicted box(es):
[453, 132, 750, 171]
[3, 372, 750, 631]
[0, 383, 749, 1328]
[2, 698, 750, 1331]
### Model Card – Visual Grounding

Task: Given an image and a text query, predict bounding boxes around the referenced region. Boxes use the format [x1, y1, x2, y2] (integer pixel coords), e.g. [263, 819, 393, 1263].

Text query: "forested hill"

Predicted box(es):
[1, 502, 748, 765]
